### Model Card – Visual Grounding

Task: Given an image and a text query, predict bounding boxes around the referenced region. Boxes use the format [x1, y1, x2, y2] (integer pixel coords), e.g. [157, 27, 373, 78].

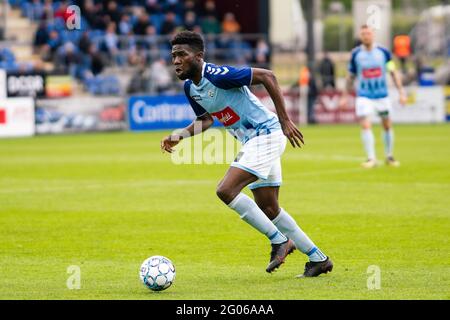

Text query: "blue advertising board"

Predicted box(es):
[128, 95, 196, 131]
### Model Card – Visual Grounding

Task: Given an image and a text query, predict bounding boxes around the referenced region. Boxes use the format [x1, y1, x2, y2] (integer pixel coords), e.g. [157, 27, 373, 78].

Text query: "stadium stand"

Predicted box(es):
[3, 0, 269, 96]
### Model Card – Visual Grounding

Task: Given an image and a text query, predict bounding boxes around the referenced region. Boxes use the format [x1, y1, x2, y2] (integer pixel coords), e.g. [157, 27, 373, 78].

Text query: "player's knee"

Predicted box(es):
[260, 204, 280, 220]
[216, 184, 236, 204]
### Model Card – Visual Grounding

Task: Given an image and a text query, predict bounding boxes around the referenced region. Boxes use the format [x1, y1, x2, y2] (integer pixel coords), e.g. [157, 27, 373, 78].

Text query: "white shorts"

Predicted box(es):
[355, 97, 392, 118]
[231, 130, 287, 190]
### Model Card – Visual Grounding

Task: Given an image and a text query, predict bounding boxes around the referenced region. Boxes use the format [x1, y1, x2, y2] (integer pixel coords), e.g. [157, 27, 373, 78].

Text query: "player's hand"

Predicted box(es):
[281, 119, 304, 148]
[160, 135, 182, 153]
[399, 92, 407, 106]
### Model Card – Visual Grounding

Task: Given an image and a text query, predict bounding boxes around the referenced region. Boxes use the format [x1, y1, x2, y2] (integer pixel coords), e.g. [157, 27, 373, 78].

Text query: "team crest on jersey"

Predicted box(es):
[208, 90, 215, 98]
[211, 106, 240, 127]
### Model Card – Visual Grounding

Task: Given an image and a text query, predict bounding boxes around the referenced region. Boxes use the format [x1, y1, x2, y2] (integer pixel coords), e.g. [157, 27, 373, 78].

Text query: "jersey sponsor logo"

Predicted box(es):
[211, 106, 240, 126]
[0, 108, 6, 124]
[362, 67, 382, 79]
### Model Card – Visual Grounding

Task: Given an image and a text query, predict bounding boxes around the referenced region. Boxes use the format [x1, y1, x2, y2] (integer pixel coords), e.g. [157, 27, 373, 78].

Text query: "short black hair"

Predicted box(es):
[170, 31, 204, 52]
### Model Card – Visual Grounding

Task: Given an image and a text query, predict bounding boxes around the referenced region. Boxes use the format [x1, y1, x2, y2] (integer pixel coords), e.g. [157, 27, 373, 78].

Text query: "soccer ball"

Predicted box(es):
[139, 255, 176, 291]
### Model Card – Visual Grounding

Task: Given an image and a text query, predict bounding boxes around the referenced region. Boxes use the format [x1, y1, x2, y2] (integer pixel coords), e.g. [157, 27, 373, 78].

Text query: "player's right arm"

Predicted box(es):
[161, 81, 213, 153]
[339, 73, 356, 109]
[340, 49, 358, 109]
[160, 113, 214, 153]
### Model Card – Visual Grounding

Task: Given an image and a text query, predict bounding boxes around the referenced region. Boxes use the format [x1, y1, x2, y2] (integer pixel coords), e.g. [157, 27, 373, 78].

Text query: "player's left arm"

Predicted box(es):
[251, 68, 304, 148]
[387, 60, 407, 106]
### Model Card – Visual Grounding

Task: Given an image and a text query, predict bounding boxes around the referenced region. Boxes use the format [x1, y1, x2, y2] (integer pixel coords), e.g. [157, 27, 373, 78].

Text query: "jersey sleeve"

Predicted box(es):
[184, 81, 208, 117]
[378, 46, 393, 63]
[204, 65, 252, 89]
[348, 48, 359, 75]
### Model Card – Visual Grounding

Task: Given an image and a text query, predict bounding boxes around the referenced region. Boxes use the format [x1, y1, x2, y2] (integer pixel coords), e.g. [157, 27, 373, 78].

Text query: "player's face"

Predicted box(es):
[360, 27, 374, 46]
[171, 44, 202, 80]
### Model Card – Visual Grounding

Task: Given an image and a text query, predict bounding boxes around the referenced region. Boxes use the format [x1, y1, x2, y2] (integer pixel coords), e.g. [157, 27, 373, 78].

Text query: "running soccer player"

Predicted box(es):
[161, 31, 333, 277]
[341, 25, 407, 168]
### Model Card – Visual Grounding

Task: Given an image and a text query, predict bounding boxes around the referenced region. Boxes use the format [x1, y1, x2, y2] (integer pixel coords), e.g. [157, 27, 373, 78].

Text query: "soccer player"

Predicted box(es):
[341, 25, 407, 168]
[161, 31, 333, 277]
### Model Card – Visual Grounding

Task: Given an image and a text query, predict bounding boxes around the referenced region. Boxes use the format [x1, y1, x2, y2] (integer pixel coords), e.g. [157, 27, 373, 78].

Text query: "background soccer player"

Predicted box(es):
[161, 31, 333, 277]
[341, 25, 407, 168]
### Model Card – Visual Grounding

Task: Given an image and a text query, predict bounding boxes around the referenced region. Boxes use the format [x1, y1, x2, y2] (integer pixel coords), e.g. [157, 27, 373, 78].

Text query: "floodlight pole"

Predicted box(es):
[304, 0, 316, 72]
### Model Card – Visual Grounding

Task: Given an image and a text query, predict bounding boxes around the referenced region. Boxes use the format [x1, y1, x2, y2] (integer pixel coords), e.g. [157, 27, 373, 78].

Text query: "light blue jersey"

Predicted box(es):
[184, 62, 281, 143]
[349, 45, 393, 99]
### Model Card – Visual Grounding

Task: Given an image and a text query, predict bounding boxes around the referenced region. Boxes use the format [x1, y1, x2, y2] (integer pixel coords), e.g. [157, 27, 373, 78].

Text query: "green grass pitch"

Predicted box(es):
[0, 124, 449, 300]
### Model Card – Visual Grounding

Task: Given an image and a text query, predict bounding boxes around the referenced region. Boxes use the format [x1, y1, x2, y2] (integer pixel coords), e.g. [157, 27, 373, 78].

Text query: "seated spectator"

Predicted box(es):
[41, 0, 54, 21]
[41, 29, 62, 61]
[203, 0, 218, 17]
[55, 42, 80, 76]
[34, 21, 49, 52]
[118, 14, 132, 35]
[165, 0, 182, 16]
[145, 0, 162, 15]
[201, 15, 221, 34]
[88, 43, 105, 76]
[82, 0, 103, 29]
[254, 38, 270, 66]
[184, 11, 198, 31]
[148, 57, 172, 94]
[160, 11, 178, 35]
[183, 0, 197, 15]
[222, 12, 240, 34]
[133, 12, 152, 36]
[105, 1, 122, 26]
[78, 31, 92, 55]
[102, 22, 121, 64]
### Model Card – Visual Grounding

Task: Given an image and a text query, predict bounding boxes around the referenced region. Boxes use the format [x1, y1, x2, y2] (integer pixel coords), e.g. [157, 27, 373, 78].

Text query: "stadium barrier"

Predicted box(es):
[314, 87, 447, 124]
[35, 96, 126, 134]
[128, 95, 199, 131]
[0, 71, 73, 99]
[0, 97, 35, 138]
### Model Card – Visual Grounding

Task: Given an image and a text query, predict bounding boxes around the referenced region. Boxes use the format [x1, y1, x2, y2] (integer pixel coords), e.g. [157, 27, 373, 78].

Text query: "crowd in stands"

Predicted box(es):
[4, 0, 270, 95]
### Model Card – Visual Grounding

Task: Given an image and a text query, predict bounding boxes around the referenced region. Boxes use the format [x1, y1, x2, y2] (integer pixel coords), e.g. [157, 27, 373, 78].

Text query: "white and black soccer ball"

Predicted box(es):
[139, 256, 176, 291]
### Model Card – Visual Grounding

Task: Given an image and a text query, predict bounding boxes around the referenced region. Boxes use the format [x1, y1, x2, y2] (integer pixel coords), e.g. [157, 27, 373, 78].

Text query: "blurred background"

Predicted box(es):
[0, 0, 448, 137]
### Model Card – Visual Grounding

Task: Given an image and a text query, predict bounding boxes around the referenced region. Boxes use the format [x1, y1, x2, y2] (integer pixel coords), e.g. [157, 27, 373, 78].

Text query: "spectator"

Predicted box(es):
[222, 12, 240, 34]
[34, 21, 49, 52]
[41, 0, 54, 21]
[201, 15, 221, 34]
[88, 43, 104, 76]
[160, 11, 178, 35]
[42, 30, 62, 61]
[145, 0, 162, 15]
[203, 0, 218, 17]
[118, 14, 132, 35]
[103, 22, 121, 63]
[183, 0, 197, 15]
[78, 31, 92, 54]
[184, 11, 198, 31]
[318, 52, 336, 89]
[56, 42, 80, 75]
[133, 12, 151, 36]
[254, 38, 270, 66]
[105, 1, 122, 26]
[82, 0, 105, 30]
[148, 57, 172, 94]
